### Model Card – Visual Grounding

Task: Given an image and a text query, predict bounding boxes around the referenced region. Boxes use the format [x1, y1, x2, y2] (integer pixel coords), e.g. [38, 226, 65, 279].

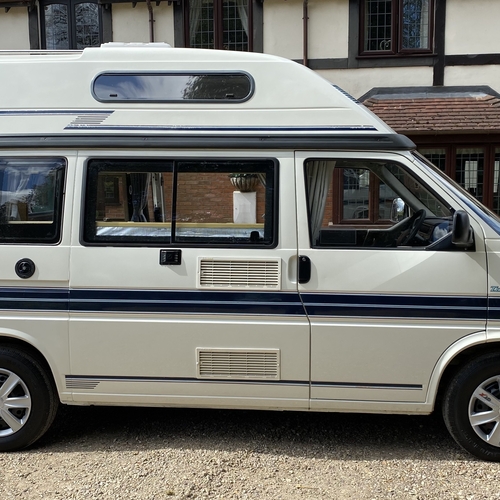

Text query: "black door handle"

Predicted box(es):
[15, 258, 36, 279]
[298, 255, 311, 284]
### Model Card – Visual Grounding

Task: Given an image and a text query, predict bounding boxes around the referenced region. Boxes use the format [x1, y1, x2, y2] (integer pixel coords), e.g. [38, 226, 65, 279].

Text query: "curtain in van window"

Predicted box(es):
[130, 173, 151, 222]
[306, 161, 335, 244]
[3, 168, 41, 221]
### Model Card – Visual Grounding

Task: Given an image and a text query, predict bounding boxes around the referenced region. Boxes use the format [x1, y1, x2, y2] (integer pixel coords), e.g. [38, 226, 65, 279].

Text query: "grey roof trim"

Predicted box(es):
[0, 134, 416, 150]
[358, 86, 500, 102]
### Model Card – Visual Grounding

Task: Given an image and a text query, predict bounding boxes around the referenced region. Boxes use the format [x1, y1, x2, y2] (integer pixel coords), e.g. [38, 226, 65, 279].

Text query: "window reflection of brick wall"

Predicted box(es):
[101, 172, 266, 223]
[177, 173, 266, 223]
[100, 176, 127, 221]
[177, 173, 233, 222]
[322, 183, 334, 227]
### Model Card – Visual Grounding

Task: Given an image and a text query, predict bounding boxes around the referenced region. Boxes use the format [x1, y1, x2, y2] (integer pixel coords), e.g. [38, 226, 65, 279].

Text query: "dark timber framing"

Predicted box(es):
[3, 0, 500, 85]
[433, 0, 446, 85]
[303, 0, 500, 92]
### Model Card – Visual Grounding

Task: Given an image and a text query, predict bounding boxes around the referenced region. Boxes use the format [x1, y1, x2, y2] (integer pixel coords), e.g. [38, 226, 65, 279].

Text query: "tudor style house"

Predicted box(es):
[1, 0, 500, 213]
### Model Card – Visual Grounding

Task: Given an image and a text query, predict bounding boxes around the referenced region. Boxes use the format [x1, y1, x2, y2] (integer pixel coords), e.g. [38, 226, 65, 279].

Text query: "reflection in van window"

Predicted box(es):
[93, 73, 253, 102]
[84, 159, 277, 246]
[0, 158, 65, 244]
[305, 159, 452, 249]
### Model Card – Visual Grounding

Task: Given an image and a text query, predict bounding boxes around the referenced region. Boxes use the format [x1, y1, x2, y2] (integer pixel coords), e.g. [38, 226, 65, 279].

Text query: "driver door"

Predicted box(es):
[295, 152, 488, 406]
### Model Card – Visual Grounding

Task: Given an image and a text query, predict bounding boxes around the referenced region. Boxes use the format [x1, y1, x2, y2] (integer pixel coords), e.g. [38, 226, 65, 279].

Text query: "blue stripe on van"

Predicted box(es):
[486, 297, 500, 320]
[70, 289, 305, 316]
[301, 293, 487, 320]
[0, 287, 488, 320]
[0, 287, 69, 311]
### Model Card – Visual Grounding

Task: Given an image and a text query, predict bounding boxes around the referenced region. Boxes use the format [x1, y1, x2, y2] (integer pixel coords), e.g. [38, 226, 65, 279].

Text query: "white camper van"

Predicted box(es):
[1, 44, 500, 461]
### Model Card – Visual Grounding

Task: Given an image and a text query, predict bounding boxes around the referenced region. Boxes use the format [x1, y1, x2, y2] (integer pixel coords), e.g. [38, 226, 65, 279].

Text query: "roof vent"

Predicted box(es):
[100, 42, 172, 48]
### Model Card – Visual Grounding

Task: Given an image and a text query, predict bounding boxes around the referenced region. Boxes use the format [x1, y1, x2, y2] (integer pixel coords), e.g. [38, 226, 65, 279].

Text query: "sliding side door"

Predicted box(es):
[68, 151, 310, 409]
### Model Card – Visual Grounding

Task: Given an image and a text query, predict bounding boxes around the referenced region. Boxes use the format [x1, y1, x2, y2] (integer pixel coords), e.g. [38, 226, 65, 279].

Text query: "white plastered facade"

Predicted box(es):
[0, 8, 29, 49]
[111, 3, 175, 46]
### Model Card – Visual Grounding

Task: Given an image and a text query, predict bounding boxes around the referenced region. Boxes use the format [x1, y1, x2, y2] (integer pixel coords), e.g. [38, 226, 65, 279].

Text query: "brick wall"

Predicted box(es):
[100, 172, 266, 224]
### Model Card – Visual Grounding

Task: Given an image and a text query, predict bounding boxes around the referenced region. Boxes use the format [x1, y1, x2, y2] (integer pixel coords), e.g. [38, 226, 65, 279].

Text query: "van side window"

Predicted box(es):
[0, 158, 66, 244]
[93, 73, 253, 102]
[305, 159, 452, 249]
[83, 158, 277, 247]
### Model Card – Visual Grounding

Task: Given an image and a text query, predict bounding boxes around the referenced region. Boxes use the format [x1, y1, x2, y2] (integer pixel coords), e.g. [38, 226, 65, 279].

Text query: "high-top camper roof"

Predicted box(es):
[0, 44, 414, 150]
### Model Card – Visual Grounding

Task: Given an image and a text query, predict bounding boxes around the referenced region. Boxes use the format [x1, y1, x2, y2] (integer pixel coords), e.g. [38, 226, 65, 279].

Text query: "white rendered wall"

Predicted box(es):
[308, 0, 348, 59]
[263, 0, 348, 60]
[0, 8, 29, 49]
[446, 0, 500, 54]
[111, 3, 174, 45]
[317, 66, 434, 99]
[263, 0, 303, 59]
[445, 65, 500, 95]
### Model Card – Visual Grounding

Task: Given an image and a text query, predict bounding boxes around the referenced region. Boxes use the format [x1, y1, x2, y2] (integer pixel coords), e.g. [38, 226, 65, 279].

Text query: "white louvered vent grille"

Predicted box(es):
[197, 349, 280, 379]
[65, 377, 100, 390]
[66, 112, 113, 128]
[198, 258, 281, 290]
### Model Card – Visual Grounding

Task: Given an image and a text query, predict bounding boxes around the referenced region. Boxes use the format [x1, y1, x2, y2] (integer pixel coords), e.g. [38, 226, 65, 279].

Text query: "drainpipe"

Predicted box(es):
[303, 0, 308, 67]
[145, 0, 155, 42]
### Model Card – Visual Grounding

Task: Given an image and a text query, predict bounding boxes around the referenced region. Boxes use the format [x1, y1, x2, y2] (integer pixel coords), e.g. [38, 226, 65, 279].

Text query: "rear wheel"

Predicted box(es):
[443, 353, 500, 461]
[0, 348, 58, 451]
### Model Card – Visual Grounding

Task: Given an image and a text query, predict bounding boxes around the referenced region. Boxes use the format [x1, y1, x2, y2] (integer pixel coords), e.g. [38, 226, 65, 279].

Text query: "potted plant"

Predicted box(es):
[229, 173, 259, 192]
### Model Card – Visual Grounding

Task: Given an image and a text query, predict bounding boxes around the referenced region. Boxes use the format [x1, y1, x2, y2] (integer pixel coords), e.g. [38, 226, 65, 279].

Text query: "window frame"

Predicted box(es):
[417, 140, 500, 214]
[182, 0, 254, 51]
[332, 167, 393, 225]
[359, 0, 435, 57]
[82, 157, 279, 248]
[305, 157, 452, 250]
[40, 0, 103, 50]
[0, 157, 66, 245]
[92, 71, 255, 104]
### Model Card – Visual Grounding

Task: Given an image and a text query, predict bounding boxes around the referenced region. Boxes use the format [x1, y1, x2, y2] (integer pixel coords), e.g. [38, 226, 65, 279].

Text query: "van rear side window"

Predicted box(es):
[0, 158, 65, 244]
[93, 73, 253, 102]
[83, 158, 277, 247]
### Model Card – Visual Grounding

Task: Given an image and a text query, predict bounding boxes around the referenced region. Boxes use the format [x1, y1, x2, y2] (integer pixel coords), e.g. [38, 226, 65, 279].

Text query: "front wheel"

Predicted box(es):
[443, 353, 500, 461]
[0, 348, 58, 452]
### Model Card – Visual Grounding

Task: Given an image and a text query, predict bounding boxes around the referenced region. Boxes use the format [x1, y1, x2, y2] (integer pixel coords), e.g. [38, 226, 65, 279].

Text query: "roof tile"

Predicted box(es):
[362, 95, 500, 133]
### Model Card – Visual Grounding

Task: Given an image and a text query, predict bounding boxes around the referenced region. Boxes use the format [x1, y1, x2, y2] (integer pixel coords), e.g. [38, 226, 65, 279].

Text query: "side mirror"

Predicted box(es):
[452, 210, 474, 248]
[390, 198, 405, 223]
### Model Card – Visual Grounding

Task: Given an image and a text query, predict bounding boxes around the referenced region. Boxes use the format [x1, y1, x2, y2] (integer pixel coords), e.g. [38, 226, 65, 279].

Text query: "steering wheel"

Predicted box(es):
[398, 209, 426, 246]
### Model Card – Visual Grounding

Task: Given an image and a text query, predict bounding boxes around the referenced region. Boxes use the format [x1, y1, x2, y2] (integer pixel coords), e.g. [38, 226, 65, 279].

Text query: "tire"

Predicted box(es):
[0, 348, 58, 452]
[443, 353, 500, 461]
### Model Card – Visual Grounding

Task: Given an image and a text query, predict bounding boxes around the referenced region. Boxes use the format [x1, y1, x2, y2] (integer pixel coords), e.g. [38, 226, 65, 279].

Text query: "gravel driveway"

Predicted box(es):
[1, 405, 499, 499]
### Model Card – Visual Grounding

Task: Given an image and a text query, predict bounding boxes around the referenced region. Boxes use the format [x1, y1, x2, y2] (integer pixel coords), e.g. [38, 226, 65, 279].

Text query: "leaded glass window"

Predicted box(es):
[361, 0, 433, 55]
[41, 0, 102, 50]
[187, 0, 252, 51]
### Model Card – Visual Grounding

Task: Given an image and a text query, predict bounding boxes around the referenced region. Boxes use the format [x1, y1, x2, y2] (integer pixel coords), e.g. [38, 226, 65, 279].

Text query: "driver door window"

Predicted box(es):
[305, 159, 452, 249]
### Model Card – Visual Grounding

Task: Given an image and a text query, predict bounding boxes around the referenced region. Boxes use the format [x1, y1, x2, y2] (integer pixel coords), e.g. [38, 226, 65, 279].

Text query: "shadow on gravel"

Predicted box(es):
[35, 405, 470, 462]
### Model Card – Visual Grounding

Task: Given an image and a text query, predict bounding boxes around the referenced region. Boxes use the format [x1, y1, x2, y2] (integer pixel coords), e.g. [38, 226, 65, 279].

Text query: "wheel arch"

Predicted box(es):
[429, 332, 500, 411]
[0, 334, 61, 398]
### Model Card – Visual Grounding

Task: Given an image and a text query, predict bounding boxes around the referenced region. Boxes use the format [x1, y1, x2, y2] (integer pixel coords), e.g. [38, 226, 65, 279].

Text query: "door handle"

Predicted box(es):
[15, 258, 36, 279]
[298, 255, 311, 284]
